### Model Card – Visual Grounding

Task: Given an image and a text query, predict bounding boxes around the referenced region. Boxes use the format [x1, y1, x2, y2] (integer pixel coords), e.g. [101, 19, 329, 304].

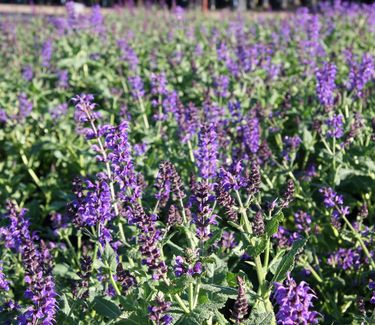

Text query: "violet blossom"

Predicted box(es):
[273, 273, 320, 324]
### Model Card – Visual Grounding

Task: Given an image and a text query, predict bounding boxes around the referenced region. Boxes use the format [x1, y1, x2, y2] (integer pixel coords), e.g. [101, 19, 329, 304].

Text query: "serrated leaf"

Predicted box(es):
[265, 212, 284, 237]
[102, 243, 118, 272]
[271, 238, 307, 284]
[268, 250, 286, 275]
[61, 294, 71, 316]
[245, 311, 274, 325]
[247, 236, 268, 257]
[303, 128, 314, 151]
[200, 283, 238, 298]
[92, 296, 121, 320]
[53, 264, 81, 280]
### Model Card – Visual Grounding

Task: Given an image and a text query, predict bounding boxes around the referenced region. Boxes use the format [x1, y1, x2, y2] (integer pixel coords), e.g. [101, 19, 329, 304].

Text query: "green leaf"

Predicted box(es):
[245, 311, 274, 325]
[247, 236, 268, 257]
[61, 294, 71, 316]
[268, 250, 286, 275]
[92, 296, 121, 320]
[102, 243, 118, 272]
[265, 212, 284, 237]
[200, 283, 238, 299]
[302, 128, 314, 151]
[271, 238, 307, 284]
[53, 264, 81, 280]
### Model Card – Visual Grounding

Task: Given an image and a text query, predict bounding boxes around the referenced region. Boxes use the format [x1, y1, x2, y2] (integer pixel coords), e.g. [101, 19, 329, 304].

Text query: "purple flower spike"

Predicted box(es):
[22, 65, 33, 82]
[148, 293, 172, 325]
[326, 114, 344, 139]
[17, 93, 33, 122]
[41, 39, 53, 68]
[316, 62, 336, 109]
[231, 276, 248, 323]
[0, 262, 9, 291]
[195, 123, 219, 180]
[243, 115, 261, 154]
[273, 273, 320, 325]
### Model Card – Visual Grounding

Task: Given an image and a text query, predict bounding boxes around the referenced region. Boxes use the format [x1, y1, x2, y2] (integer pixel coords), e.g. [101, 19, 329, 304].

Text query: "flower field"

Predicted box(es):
[0, 3, 374, 324]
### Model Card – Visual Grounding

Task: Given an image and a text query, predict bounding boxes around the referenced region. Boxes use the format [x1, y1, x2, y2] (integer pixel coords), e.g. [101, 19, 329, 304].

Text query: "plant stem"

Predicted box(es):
[263, 239, 271, 271]
[174, 294, 190, 314]
[19, 149, 42, 188]
[193, 280, 201, 309]
[235, 191, 268, 297]
[302, 260, 323, 283]
[109, 269, 122, 296]
[189, 282, 194, 311]
[187, 139, 195, 163]
[138, 96, 149, 130]
[342, 215, 375, 269]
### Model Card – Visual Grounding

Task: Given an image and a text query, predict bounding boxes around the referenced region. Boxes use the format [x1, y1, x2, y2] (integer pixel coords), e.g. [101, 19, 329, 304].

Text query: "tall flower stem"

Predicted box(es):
[108, 267, 121, 296]
[19, 149, 42, 189]
[188, 282, 194, 311]
[85, 111, 127, 245]
[137, 96, 149, 130]
[163, 275, 189, 314]
[235, 190, 267, 298]
[187, 139, 195, 163]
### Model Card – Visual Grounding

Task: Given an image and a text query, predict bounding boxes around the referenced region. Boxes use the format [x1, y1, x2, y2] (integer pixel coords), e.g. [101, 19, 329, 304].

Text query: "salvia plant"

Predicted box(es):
[0, 2, 374, 324]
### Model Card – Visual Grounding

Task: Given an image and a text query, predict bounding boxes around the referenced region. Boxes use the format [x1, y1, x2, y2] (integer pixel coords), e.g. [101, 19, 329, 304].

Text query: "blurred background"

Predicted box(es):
[0, 0, 374, 12]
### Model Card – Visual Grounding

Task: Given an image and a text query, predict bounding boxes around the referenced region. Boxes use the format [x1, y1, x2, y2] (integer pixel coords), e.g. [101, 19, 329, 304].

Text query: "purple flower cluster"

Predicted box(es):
[154, 161, 185, 208]
[273, 273, 320, 325]
[174, 256, 202, 277]
[273, 226, 300, 248]
[174, 101, 200, 143]
[346, 52, 374, 97]
[148, 293, 172, 325]
[219, 231, 237, 250]
[90, 5, 105, 34]
[17, 93, 33, 122]
[57, 69, 69, 89]
[320, 187, 349, 229]
[327, 247, 361, 270]
[49, 103, 68, 121]
[282, 135, 301, 160]
[41, 39, 53, 68]
[70, 176, 113, 228]
[213, 75, 230, 98]
[0, 262, 9, 291]
[0, 202, 57, 324]
[218, 161, 248, 191]
[294, 210, 312, 234]
[151, 72, 168, 96]
[127, 203, 167, 280]
[22, 65, 33, 82]
[190, 181, 218, 242]
[128, 75, 145, 99]
[243, 115, 261, 154]
[72, 93, 100, 124]
[316, 62, 337, 108]
[231, 276, 249, 323]
[195, 123, 219, 179]
[117, 40, 139, 71]
[326, 114, 344, 139]
[103, 121, 140, 201]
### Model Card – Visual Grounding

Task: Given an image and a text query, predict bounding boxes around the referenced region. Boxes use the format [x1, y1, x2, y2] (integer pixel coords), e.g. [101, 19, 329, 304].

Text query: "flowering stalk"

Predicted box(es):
[72, 95, 127, 244]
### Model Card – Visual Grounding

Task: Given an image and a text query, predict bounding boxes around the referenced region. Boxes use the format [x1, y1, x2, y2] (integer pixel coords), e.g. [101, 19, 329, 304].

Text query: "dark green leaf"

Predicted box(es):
[92, 296, 121, 320]
[272, 238, 307, 284]
[265, 212, 284, 237]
